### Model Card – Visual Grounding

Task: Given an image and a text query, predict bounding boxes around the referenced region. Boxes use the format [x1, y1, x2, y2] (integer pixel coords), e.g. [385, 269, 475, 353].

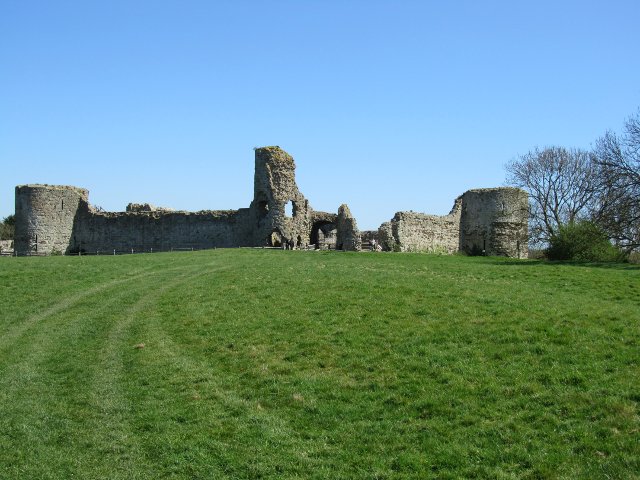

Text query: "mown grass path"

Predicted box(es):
[0, 250, 638, 479]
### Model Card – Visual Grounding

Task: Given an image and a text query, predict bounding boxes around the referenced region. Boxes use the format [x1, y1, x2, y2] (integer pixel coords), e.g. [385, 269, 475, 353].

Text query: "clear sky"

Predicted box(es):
[1, 0, 639, 230]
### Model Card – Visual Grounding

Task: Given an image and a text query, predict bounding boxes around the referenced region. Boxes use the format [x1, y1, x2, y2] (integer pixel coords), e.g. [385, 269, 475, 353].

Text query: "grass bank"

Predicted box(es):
[0, 250, 638, 479]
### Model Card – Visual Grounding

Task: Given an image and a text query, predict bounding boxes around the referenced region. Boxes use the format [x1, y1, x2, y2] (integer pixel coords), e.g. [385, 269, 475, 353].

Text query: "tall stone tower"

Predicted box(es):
[249, 146, 312, 247]
[460, 188, 529, 258]
[14, 185, 88, 255]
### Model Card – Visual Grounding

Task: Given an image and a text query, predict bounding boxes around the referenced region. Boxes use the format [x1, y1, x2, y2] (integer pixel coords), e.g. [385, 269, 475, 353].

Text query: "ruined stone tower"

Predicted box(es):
[249, 146, 313, 248]
[14, 185, 88, 255]
[459, 188, 528, 258]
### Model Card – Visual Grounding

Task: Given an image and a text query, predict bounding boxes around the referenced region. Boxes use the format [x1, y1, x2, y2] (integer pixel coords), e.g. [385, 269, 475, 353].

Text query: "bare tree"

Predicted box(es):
[505, 147, 600, 246]
[593, 110, 640, 251]
[596, 110, 640, 184]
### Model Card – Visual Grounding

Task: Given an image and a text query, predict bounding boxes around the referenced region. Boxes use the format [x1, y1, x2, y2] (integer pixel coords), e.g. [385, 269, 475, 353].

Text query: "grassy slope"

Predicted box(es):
[0, 250, 638, 479]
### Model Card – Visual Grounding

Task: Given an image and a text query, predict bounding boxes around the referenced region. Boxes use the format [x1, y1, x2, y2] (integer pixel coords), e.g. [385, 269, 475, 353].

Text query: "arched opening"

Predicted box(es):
[284, 200, 298, 218]
[268, 230, 283, 248]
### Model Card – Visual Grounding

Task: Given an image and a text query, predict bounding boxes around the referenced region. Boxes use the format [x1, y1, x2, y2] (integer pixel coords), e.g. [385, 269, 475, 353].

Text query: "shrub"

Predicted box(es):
[546, 221, 627, 262]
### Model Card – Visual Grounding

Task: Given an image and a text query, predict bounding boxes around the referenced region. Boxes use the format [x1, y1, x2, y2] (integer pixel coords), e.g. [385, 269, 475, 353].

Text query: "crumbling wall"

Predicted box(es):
[377, 222, 395, 251]
[310, 211, 337, 249]
[13, 148, 527, 258]
[377, 189, 528, 257]
[360, 231, 379, 244]
[0, 240, 13, 254]
[336, 204, 362, 251]
[460, 188, 528, 258]
[378, 198, 462, 253]
[13, 146, 362, 255]
[126, 203, 174, 213]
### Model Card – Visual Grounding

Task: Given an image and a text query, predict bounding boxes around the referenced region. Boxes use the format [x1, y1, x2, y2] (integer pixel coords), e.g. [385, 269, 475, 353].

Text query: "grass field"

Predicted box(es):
[0, 250, 638, 479]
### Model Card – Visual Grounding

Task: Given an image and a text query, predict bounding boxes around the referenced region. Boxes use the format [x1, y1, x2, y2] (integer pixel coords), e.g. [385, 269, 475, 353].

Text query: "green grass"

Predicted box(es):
[0, 250, 638, 479]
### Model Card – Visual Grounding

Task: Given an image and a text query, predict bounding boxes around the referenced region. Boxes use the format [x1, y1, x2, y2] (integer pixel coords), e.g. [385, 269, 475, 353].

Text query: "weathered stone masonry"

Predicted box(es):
[14, 146, 528, 257]
[377, 188, 529, 258]
[14, 147, 361, 255]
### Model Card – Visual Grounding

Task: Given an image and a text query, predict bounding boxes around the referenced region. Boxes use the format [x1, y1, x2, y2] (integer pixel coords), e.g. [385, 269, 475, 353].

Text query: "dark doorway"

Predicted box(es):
[257, 200, 269, 218]
[268, 230, 283, 247]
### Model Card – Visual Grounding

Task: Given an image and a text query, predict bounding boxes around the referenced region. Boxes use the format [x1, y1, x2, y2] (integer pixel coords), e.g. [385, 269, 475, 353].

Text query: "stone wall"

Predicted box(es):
[378, 198, 462, 253]
[0, 240, 13, 253]
[375, 222, 392, 249]
[14, 147, 362, 255]
[359, 230, 379, 244]
[460, 188, 528, 258]
[126, 203, 174, 213]
[13, 148, 527, 258]
[376, 188, 528, 257]
[310, 211, 338, 249]
[71, 209, 245, 253]
[336, 204, 362, 251]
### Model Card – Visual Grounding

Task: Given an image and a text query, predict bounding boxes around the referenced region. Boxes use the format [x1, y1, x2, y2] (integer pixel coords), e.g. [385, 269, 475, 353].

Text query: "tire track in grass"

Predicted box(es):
[0, 271, 157, 379]
[0, 266, 158, 352]
[0, 283, 146, 479]
[128, 285, 311, 478]
[0, 262, 213, 354]
[87, 264, 226, 479]
[0, 262, 217, 479]
[0, 269, 172, 388]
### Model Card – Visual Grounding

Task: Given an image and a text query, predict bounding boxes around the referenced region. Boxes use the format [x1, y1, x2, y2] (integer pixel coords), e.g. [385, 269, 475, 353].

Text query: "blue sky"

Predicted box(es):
[2, 0, 639, 230]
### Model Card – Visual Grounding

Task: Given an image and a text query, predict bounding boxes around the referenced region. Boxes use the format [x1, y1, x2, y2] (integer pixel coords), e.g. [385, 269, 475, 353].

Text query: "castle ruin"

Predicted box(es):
[377, 188, 529, 258]
[13, 146, 528, 257]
